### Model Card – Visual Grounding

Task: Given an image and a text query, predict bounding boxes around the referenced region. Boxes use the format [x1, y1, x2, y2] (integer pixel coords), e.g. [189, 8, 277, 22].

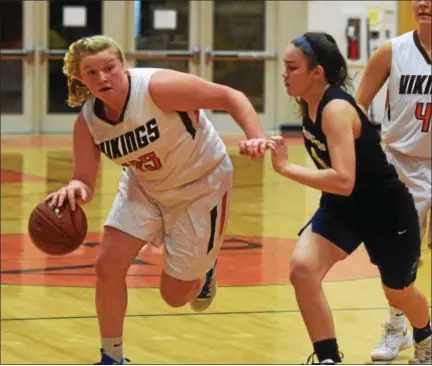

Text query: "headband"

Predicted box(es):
[294, 35, 314, 55]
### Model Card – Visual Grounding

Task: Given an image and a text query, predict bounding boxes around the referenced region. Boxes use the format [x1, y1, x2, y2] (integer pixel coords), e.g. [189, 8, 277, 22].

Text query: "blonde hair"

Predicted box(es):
[62, 35, 125, 107]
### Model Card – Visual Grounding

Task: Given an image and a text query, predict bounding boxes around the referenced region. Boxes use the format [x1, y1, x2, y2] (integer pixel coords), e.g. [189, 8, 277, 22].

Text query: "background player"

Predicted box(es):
[356, 0, 431, 361]
[48, 35, 268, 364]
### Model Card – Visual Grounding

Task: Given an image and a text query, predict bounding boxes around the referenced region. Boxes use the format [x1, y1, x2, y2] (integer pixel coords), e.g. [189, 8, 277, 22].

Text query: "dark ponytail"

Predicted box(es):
[292, 32, 353, 117]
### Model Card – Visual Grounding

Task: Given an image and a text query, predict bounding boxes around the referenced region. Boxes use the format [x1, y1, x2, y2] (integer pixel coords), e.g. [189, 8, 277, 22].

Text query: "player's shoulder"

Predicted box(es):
[372, 33, 414, 65]
[128, 67, 163, 80]
[322, 95, 358, 124]
[128, 68, 164, 95]
[81, 96, 96, 122]
[391, 31, 414, 46]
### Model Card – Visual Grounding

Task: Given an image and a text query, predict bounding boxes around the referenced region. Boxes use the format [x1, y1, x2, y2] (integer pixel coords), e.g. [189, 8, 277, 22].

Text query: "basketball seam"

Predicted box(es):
[30, 206, 75, 242]
[70, 206, 87, 243]
[29, 211, 73, 254]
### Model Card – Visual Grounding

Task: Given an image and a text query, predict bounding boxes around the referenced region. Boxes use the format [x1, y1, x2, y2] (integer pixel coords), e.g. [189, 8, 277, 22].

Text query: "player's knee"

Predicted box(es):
[160, 287, 189, 308]
[289, 258, 320, 287]
[160, 271, 198, 308]
[95, 254, 127, 282]
[383, 284, 413, 310]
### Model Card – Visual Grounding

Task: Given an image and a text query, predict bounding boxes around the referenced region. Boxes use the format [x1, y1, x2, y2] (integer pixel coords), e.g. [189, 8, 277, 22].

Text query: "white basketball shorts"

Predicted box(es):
[104, 156, 233, 281]
[384, 145, 431, 240]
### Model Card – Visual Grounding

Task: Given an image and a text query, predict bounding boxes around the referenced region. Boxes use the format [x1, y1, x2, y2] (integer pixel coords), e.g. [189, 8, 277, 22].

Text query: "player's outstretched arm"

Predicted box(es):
[148, 69, 267, 141]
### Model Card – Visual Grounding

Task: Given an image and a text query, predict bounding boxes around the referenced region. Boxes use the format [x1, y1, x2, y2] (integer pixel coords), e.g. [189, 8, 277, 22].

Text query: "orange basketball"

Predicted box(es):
[28, 199, 87, 255]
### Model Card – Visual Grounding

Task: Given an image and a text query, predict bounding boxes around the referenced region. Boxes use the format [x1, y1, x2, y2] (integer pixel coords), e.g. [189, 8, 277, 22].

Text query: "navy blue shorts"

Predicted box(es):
[298, 201, 421, 290]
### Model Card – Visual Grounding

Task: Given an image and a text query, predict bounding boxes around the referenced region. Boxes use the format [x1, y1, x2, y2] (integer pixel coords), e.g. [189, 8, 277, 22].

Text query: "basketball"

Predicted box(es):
[28, 199, 87, 255]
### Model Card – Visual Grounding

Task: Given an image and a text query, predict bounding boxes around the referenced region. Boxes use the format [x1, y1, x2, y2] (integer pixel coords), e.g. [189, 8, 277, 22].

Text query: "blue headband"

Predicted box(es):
[294, 35, 314, 55]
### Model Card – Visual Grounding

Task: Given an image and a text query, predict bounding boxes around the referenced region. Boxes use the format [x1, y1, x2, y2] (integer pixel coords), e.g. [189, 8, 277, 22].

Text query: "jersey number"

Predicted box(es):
[415, 102, 432, 133]
[126, 152, 162, 172]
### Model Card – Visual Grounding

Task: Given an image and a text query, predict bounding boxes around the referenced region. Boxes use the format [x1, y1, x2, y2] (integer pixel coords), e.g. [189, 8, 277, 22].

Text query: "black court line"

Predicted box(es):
[4, 306, 428, 322]
[2, 306, 430, 323]
[0, 275, 381, 289]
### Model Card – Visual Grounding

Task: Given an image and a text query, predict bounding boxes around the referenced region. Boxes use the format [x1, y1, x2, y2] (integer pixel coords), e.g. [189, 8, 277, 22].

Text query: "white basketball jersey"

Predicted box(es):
[382, 31, 431, 158]
[81, 68, 227, 203]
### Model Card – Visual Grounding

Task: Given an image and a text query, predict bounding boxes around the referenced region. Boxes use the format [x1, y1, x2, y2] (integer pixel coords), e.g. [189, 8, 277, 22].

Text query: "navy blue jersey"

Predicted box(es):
[302, 86, 411, 214]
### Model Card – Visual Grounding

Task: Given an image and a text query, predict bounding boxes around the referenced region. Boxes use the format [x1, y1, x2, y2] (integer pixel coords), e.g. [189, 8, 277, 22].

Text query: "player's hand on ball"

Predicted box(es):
[239, 138, 270, 158]
[46, 180, 91, 211]
[267, 136, 289, 173]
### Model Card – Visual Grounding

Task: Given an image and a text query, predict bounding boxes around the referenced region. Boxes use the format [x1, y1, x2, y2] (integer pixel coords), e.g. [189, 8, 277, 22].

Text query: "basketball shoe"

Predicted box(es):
[304, 352, 344, 364]
[370, 321, 413, 361]
[409, 335, 431, 364]
[95, 349, 129, 365]
[190, 263, 217, 312]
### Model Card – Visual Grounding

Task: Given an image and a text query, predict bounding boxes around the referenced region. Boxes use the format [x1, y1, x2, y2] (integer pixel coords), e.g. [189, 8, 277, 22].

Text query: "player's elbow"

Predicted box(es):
[204, 85, 251, 117]
[354, 92, 369, 112]
[196, 84, 236, 112]
[356, 102, 368, 115]
[338, 175, 355, 196]
[221, 87, 247, 113]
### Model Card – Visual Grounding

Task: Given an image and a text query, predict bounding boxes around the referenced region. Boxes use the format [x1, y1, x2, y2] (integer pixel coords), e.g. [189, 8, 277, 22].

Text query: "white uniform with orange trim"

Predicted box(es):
[81, 68, 232, 280]
[382, 30, 431, 239]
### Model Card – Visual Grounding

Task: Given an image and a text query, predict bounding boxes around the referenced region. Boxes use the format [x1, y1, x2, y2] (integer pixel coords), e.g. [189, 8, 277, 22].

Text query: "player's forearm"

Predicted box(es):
[71, 148, 100, 197]
[224, 88, 267, 139]
[71, 114, 101, 196]
[277, 163, 354, 196]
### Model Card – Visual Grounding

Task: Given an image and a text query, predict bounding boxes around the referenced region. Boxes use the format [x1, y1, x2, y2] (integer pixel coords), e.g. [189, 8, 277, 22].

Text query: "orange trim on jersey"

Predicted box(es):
[219, 192, 228, 237]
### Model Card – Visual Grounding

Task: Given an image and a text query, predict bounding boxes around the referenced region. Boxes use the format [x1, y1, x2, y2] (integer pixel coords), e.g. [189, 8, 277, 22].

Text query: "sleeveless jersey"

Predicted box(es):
[383, 30, 432, 158]
[302, 86, 408, 211]
[81, 68, 227, 204]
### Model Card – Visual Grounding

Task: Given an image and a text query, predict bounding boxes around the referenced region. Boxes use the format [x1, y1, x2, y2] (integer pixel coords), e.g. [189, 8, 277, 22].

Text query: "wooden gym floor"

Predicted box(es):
[1, 135, 430, 365]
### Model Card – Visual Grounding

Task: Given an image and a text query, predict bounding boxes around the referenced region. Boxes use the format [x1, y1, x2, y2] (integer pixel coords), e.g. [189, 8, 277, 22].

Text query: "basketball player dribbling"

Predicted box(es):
[356, 1, 431, 362]
[241, 31, 431, 365]
[47, 35, 268, 364]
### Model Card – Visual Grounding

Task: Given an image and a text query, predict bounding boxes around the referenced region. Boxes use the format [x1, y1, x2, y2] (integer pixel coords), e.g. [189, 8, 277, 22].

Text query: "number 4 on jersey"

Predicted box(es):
[415, 102, 432, 133]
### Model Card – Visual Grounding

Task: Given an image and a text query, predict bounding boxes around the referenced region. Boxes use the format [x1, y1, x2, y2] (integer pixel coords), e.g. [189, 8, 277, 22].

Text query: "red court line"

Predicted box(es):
[1, 170, 46, 183]
[0, 233, 379, 288]
[1, 135, 73, 148]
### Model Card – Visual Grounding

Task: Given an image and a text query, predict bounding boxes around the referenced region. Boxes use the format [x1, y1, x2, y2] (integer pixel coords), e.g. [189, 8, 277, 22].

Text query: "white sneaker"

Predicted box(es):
[304, 352, 343, 365]
[370, 322, 414, 361]
[320, 359, 336, 364]
[409, 336, 432, 364]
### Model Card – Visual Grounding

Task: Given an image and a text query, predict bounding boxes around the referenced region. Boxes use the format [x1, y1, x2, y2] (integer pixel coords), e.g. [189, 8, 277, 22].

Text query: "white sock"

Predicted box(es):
[102, 337, 123, 362]
[388, 306, 406, 329]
